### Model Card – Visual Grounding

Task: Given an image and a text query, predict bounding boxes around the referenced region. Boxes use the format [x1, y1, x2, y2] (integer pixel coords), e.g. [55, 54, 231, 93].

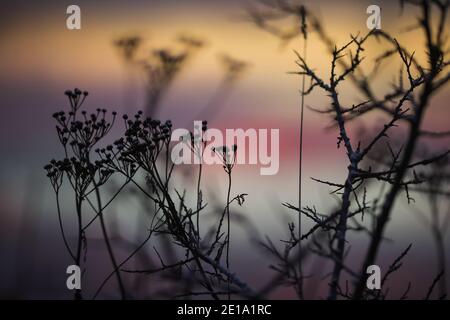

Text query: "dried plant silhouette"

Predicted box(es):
[246, 0, 450, 300]
[44, 0, 449, 300]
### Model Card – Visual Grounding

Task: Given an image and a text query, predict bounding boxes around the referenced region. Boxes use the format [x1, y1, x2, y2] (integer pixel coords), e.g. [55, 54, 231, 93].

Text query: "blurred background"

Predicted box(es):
[0, 0, 449, 299]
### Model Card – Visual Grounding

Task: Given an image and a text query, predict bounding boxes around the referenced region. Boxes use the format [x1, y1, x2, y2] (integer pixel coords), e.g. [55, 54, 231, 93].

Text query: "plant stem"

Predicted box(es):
[92, 181, 127, 300]
[75, 195, 83, 300]
[226, 170, 232, 300]
[56, 192, 76, 261]
[196, 161, 202, 242]
[297, 30, 307, 300]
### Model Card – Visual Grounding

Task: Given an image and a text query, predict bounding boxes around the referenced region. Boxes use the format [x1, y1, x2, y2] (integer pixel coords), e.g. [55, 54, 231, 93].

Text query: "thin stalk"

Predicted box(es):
[226, 170, 232, 300]
[433, 228, 447, 297]
[297, 30, 307, 300]
[430, 199, 447, 297]
[75, 194, 83, 300]
[93, 231, 153, 299]
[196, 160, 203, 241]
[56, 191, 76, 261]
[92, 181, 127, 299]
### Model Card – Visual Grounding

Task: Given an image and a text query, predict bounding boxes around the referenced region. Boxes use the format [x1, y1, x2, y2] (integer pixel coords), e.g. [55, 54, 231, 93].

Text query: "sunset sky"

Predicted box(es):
[0, 0, 449, 298]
